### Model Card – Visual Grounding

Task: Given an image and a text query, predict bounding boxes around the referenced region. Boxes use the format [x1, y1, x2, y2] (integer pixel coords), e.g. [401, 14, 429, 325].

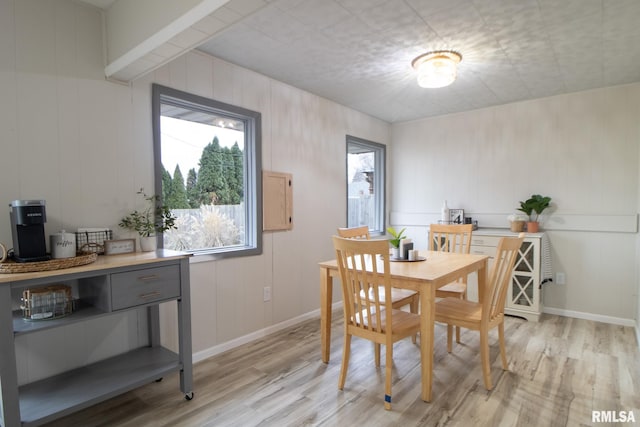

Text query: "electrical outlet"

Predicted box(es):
[555, 272, 566, 285]
[263, 286, 271, 301]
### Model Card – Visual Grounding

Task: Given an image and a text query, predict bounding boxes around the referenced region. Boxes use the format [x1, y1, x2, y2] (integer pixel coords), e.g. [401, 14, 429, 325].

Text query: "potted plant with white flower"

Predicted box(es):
[507, 213, 529, 232]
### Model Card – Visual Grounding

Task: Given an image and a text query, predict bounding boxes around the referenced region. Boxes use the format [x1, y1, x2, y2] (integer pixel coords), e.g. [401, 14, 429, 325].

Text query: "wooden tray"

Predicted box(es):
[390, 256, 426, 262]
[0, 253, 98, 274]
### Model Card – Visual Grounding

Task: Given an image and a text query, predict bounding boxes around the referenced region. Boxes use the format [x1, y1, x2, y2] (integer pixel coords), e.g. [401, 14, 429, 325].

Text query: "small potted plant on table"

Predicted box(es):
[387, 227, 406, 259]
[517, 194, 552, 233]
[119, 188, 177, 251]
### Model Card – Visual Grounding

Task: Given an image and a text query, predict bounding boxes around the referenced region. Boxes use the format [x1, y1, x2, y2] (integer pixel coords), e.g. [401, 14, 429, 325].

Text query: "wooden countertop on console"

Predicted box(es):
[0, 249, 190, 284]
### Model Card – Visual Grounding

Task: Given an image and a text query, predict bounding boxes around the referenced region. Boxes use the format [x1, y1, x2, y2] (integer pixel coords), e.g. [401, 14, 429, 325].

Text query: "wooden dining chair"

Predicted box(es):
[429, 223, 474, 343]
[435, 234, 524, 390]
[332, 235, 421, 410]
[337, 225, 370, 240]
[337, 227, 419, 314]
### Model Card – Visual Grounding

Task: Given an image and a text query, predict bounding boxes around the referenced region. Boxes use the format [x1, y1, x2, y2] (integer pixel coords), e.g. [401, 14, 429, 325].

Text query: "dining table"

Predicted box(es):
[318, 249, 489, 402]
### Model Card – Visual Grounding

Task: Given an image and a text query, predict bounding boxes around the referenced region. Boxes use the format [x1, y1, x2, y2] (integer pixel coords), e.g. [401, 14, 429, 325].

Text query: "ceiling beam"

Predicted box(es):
[104, 0, 232, 82]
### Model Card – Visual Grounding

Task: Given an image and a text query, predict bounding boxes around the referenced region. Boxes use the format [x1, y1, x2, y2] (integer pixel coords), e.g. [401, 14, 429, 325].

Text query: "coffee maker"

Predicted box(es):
[9, 200, 51, 262]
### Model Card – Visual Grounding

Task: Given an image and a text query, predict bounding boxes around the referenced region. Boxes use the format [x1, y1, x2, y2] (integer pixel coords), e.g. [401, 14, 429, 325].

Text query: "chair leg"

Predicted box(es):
[384, 342, 393, 410]
[410, 296, 419, 344]
[338, 334, 351, 390]
[447, 324, 453, 353]
[498, 322, 508, 370]
[374, 343, 381, 367]
[479, 329, 492, 390]
[456, 292, 465, 343]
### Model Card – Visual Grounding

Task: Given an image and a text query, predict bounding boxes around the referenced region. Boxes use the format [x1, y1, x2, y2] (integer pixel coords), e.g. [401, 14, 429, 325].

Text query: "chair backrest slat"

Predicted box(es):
[429, 224, 473, 284]
[337, 226, 370, 240]
[333, 236, 391, 335]
[428, 224, 473, 254]
[483, 235, 524, 321]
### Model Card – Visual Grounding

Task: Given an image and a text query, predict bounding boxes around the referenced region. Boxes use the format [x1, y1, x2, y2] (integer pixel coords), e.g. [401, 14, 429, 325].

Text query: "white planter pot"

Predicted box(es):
[139, 236, 157, 252]
[390, 247, 399, 259]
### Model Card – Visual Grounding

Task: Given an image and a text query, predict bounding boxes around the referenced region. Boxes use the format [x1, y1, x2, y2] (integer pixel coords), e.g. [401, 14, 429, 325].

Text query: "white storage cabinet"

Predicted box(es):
[466, 229, 543, 322]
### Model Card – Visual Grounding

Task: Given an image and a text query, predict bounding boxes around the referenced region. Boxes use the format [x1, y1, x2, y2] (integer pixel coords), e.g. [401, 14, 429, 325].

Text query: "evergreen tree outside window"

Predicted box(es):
[152, 84, 262, 258]
[186, 169, 199, 209]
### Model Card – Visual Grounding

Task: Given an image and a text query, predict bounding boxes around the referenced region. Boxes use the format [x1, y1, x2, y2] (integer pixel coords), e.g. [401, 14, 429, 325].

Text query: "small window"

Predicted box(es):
[152, 84, 262, 258]
[346, 135, 385, 234]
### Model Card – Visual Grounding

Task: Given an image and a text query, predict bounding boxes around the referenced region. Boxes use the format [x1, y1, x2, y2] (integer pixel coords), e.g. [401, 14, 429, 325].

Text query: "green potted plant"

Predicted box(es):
[517, 194, 551, 232]
[119, 188, 177, 251]
[386, 226, 406, 258]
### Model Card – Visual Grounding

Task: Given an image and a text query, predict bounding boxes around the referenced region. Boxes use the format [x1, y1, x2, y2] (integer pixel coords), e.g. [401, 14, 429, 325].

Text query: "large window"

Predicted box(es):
[346, 135, 385, 234]
[152, 84, 262, 258]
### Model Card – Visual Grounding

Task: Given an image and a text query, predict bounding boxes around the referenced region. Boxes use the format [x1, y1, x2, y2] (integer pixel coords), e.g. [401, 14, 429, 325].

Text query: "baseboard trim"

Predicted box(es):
[543, 306, 635, 327]
[192, 302, 343, 364]
[193, 303, 634, 363]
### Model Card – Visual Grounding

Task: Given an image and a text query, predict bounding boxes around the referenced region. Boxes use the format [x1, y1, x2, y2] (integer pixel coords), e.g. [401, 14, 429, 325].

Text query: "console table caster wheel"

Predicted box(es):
[185, 392, 194, 401]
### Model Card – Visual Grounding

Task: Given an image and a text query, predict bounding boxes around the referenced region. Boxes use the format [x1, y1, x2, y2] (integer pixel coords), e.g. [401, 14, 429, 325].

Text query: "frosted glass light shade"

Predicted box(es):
[412, 51, 462, 89]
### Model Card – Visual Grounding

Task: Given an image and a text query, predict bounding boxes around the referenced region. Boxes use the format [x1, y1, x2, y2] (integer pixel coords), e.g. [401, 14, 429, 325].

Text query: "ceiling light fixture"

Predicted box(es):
[411, 50, 462, 89]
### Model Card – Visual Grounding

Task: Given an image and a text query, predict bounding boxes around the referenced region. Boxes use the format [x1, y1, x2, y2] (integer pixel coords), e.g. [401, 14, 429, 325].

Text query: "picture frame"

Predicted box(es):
[449, 209, 465, 225]
[104, 239, 136, 255]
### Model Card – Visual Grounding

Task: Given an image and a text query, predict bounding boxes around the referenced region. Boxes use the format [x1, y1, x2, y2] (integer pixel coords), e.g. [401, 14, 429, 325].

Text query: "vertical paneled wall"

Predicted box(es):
[637, 137, 640, 337]
[0, 0, 390, 375]
[1, 0, 153, 385]
[142, 51, 389, 354]
[390, 85, 640, 321]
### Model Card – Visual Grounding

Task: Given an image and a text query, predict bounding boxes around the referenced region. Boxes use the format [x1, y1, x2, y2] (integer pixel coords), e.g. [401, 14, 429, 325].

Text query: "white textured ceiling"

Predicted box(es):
[81, 0, 640, 123]
[195, 0, 640, 123]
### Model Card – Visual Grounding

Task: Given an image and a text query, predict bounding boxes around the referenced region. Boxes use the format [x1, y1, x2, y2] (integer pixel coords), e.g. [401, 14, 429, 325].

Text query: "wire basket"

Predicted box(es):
[21, 285, 75, 321]
[75, 229, 112, 254]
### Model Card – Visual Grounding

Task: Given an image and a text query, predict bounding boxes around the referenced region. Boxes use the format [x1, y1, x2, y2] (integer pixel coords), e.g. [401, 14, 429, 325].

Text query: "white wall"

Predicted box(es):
[144, 51, 390, 355]
[0, 0, 389, 381]
[390, 85, 640, 323]
[637, 123, 640, 345]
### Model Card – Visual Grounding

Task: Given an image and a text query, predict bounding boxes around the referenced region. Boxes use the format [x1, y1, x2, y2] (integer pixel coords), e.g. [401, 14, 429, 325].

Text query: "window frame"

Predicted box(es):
[346, 135, 386, 236]
[151, 83, 262, 259]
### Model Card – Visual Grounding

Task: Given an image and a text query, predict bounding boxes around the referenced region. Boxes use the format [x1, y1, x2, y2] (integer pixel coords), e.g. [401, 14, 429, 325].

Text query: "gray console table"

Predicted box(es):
[0, 250, 192, 427]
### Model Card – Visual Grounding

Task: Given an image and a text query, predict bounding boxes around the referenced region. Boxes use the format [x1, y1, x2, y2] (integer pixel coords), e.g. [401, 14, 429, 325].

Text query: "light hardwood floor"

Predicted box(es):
[44, 313, 639, 427]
